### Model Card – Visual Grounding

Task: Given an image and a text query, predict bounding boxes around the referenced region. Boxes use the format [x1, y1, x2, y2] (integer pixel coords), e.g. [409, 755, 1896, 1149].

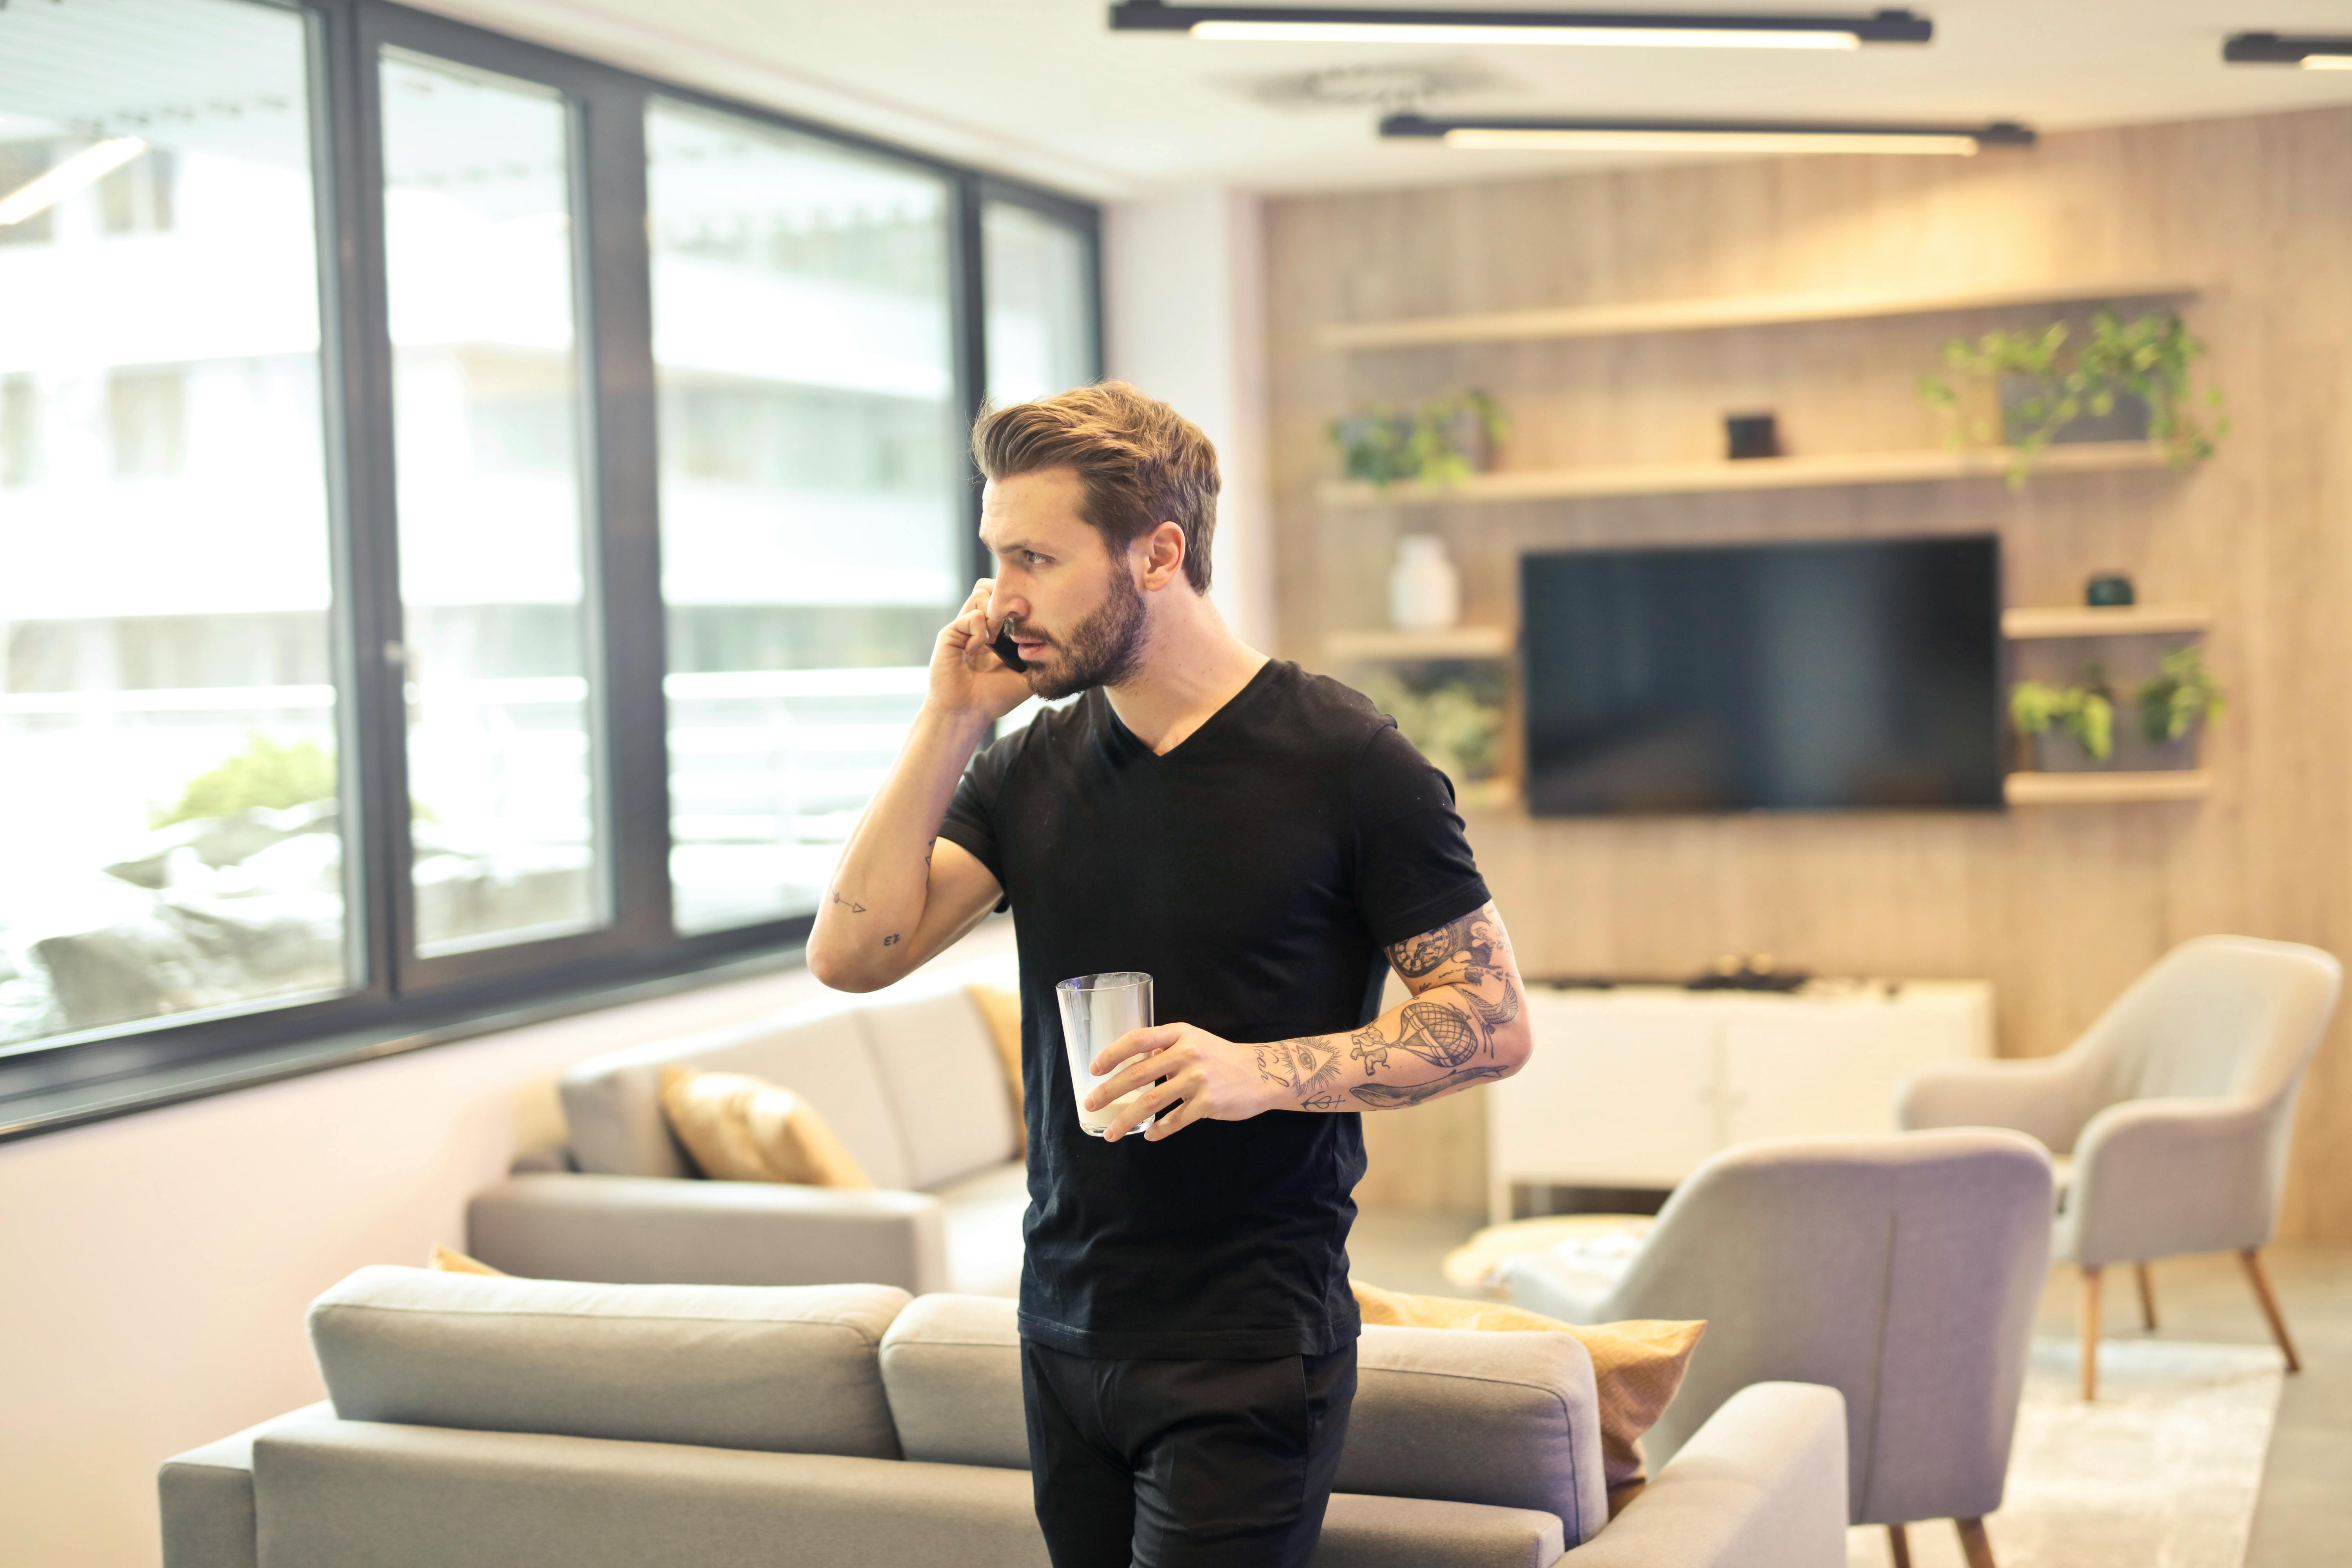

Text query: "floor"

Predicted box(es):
[1348, 1210, 2352, 1566]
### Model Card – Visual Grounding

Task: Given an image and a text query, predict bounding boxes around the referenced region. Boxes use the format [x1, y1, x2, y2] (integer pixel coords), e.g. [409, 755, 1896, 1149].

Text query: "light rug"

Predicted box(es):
[1845, 1338, 2285, 1568]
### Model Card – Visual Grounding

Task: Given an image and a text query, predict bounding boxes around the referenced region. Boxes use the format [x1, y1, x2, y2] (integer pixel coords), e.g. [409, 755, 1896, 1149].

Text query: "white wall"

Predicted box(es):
[1102, 187, 1274, 650]
[0, 923, 1012, 1568]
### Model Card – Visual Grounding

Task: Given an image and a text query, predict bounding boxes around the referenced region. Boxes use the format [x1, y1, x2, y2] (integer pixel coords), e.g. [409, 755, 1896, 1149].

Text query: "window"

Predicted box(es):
[646, 100, 963, 935]
[984, 198, 1099, 402]
[0, 0, 347, 1051]
[0, 0, 1097, 1114]
[378, 50, 604, 956]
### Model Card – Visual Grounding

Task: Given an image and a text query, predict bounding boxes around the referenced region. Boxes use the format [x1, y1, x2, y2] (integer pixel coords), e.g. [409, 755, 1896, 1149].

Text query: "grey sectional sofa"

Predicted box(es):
[160, 1267, 1849, 1568]
[468, 963, 1029, 1296]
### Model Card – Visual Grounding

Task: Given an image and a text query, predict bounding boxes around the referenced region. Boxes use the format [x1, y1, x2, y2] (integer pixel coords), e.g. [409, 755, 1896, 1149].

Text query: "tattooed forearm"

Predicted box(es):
[1352, 1062, 1512, 1108]
[1257, 1039, 1346, 1104]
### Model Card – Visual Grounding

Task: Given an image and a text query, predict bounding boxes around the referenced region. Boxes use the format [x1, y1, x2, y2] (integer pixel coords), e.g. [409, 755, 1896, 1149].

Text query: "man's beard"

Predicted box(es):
[1011, 566, 1148, 701]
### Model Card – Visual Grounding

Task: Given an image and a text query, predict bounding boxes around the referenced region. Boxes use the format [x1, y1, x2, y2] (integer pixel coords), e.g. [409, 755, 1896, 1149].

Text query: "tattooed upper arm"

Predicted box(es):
[1386, 904, 1514, 991]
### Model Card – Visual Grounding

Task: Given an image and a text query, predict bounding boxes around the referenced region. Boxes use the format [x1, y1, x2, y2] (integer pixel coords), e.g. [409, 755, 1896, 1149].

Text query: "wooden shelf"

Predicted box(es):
[1324, 626, 1514, 661]
[2004, 770, 2212, 805]
[1318, 276, 2203, 352]
[2002, 604, 2212, 639]
[1319, 442, 2171, 509]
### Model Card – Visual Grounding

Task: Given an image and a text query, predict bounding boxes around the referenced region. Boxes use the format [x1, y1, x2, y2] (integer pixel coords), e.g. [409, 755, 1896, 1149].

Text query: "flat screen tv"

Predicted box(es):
[1521, 535, 2003, 815]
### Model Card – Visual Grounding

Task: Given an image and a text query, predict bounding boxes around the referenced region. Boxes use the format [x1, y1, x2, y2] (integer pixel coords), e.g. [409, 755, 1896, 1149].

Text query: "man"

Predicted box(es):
[808, 381, 1531, 1568]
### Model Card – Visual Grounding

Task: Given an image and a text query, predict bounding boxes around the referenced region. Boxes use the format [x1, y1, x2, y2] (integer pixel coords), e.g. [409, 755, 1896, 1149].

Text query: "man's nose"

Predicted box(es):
[986, 582, 1024, 628]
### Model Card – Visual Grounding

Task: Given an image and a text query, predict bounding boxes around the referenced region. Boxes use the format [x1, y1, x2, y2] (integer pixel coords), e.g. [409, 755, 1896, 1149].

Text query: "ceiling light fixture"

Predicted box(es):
[1380, 113, 2032, 155]
[1109, 2, 1932, 49]
[0, 137, 147, 227]
[2222, 33, 2352, 70]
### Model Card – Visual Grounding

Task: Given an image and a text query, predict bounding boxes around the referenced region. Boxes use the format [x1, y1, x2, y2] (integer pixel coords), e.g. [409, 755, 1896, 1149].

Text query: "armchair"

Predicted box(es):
[1899, 934, 2340, 1398]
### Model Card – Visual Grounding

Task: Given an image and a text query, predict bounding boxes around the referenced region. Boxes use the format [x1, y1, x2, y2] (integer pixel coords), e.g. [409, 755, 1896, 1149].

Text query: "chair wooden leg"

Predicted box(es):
[1887, 1523, 1913, 1568]
[2080, 1265, 2103, 1401]
[2239, 1248, 2303, 1373]
[2134, 1261, 2158, 1331]
[1956, 1517, 1997, 1568]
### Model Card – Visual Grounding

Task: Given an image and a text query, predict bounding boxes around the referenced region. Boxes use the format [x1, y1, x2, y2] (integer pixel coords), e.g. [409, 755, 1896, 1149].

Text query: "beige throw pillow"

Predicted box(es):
[659, 1065, 875, 1188]
[1352, 1279, 1705, 1509]
[967, 982, 1027, 1156]
[426, 1245, 506, 1275]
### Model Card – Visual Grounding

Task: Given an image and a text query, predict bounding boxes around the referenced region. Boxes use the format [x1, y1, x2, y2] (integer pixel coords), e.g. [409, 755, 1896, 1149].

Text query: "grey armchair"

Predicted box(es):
[1899, 934, 2340, 1399]
[1495, 1130, 2053, 1568]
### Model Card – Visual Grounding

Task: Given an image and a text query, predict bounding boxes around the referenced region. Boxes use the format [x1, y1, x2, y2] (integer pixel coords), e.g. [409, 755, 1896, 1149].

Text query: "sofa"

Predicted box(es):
[467, 961, 1029, 1296]
[159, 1266, 1849, 1568]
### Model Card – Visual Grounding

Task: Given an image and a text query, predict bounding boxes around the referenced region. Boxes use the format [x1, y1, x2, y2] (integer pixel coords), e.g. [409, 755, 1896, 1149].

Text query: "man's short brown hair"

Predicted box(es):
[971, 381, 1220, 592]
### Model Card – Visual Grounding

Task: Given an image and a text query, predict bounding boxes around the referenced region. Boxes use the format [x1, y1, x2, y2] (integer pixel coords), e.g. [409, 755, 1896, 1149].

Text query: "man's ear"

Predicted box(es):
[1138, 521, 1187, 592]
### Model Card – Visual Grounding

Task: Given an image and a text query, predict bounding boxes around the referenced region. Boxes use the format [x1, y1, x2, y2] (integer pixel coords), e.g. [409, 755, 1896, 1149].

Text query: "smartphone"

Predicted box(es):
[991, 630, 1029, 672]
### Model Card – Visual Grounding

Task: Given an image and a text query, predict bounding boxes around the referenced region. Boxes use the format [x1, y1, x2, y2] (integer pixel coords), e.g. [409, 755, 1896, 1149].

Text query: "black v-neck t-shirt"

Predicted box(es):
[938, 659, 1490, 1358]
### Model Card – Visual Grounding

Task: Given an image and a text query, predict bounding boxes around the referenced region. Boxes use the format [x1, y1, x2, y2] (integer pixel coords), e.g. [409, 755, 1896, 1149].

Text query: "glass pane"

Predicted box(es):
[984, 200, 1095, 402]
[647, 101, 961, 935]
[379, 50, 603, 956]
[0, 0, 349, 1049]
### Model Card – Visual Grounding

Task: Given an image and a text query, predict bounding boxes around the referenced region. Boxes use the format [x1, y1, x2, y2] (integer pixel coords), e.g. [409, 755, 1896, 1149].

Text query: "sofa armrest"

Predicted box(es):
[508, 1142, 577, 1174]
[466, 1173, 950, 1293]
[1562, 1383, 1846, 1568]
[159, 1402, 339, 1568]
[1896, 1055, 2088, 1151]
[2065, 1096, 2278, 1265]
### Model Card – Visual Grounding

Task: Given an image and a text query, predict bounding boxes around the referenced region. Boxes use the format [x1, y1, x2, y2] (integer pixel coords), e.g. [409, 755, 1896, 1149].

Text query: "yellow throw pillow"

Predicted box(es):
[967, 982, 1027, 1157]
[1353, 1279, 1704, 1508]
[426, 1245, 505, 1276]
[659, 1066, 875, 1188]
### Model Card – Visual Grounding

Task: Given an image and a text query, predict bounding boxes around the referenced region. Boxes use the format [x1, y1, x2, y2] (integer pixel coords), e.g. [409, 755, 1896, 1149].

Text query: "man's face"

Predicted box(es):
[979, 468, 1149, 701]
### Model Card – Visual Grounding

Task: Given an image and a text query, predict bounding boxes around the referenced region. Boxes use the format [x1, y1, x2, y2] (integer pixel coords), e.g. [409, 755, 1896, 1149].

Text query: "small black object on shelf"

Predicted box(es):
[1724, 412, 1781, 461]
[2085, 573, 2136, 607]
[1685, 953, 1811, 993]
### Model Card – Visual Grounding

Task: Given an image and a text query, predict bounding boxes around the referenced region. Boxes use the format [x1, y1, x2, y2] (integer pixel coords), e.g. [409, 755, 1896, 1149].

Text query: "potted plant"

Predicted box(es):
[1329, 390, 1508, 489]
[2011, 666, 2116, 772]
[1918, 306, 2226, 489]
[2124, 645, 2224, 769]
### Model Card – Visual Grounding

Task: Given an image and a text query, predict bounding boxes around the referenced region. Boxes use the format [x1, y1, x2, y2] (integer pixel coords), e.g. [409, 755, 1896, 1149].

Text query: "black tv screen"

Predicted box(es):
[1521, 535, 2002, 815]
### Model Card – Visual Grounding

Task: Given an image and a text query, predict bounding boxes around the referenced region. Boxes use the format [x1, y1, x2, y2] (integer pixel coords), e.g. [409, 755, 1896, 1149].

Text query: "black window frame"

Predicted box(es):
[0, 0, 1101, 1134]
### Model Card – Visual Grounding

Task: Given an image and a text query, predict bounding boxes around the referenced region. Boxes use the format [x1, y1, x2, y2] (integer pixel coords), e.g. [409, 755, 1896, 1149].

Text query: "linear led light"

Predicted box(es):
[2223, 32, 2352, 69]
[1108, 3, 1932, 49]
[1381, 113, 2031, 155]
[0, 137, 147, 227]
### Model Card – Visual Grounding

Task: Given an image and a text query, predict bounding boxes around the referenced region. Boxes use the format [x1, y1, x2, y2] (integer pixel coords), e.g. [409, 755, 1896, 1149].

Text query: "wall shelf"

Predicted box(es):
[1320, 442, 2171, 509]
[1318, 275, 2203, 352]
[1324, 626, 1514, 661]
[2004, 770, 2212, 805]
[2002, 605, 2212, 639]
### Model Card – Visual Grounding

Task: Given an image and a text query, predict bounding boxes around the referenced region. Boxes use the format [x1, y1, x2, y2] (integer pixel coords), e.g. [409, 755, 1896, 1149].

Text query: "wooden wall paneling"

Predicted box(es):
[1263, 106, 2352, 1233]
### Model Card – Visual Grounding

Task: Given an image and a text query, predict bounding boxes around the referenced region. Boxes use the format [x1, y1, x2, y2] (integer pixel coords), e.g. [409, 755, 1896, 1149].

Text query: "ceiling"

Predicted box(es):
[416, 0, 2352, 199]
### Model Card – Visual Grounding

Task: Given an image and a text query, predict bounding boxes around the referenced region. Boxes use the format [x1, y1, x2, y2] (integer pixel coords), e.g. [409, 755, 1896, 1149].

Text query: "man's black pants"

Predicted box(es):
[1020, 1339, 1358, 1568]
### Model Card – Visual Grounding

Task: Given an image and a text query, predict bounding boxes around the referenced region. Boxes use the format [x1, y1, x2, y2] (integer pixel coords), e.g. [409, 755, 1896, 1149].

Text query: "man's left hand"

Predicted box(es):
[1087, 1023, 1279, 1142]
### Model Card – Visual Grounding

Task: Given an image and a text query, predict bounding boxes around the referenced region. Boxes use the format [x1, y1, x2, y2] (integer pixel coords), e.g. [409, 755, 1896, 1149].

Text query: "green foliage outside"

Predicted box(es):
[1328, 391, 1508, 489]
[153, 734, 337, 828]
[1919, 307, 2226, 489]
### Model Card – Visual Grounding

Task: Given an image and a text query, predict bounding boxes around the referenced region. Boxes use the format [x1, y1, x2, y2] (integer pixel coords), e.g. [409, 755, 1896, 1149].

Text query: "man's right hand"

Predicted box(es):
[929, 578, 1033, 724]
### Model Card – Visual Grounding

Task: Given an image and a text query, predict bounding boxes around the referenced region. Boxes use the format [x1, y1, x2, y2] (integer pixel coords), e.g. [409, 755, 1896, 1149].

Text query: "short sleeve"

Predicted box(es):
[1351, 722, 1491, 950]
[939, 729, 1014, 911]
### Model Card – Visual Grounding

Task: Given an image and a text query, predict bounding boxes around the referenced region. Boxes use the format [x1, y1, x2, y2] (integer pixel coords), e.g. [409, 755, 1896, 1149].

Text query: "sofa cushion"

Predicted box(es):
[659, 1066, 875, 1188]
[562, 1002, 915, 1189]
[877, 1296, 1608, 1546]
[1345, 1324, 1609, 1548]
[309, 1266, 907, 1459]
[862, 987, 1020, 1189]
[932, 1161, 1029, 1298]
[880, 1293, 1029, 1468]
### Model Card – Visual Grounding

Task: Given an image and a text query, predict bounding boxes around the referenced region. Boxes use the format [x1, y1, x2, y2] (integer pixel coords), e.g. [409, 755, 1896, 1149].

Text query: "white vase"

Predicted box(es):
[1390, 535, 1462, 632]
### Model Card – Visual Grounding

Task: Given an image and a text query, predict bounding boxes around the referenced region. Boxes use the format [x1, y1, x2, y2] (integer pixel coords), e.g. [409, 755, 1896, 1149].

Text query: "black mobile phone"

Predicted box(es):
[991, 630, 1028, 672]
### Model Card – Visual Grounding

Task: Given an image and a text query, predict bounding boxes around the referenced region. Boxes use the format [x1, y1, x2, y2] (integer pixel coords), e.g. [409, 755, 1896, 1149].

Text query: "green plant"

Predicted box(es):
[153, 733, 336, 828]
[1918, 306, 2226, 488]
[1363, 672, 1503, 782]
[2136, 645, 2225, 744]
[1328, 390, 1507, 489]
[2011, 667, 2115, 762]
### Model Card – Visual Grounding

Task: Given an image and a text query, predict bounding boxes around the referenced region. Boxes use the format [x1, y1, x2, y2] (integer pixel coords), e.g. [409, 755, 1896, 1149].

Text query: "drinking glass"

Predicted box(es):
[1054, 971, 1156, 1138]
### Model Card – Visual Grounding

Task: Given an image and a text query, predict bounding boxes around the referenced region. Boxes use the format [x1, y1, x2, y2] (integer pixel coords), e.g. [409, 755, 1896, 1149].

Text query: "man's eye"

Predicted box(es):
[1024, 552, 1047, 566]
